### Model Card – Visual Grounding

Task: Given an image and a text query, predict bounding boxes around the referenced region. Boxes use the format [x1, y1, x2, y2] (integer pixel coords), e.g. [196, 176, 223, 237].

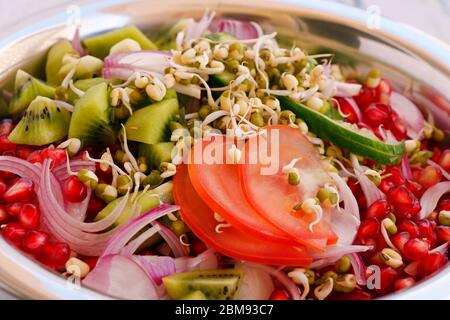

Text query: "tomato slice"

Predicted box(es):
[173, 164, 312, 266]
[188, 135, 297, 244]
[240, 125, 337, 251]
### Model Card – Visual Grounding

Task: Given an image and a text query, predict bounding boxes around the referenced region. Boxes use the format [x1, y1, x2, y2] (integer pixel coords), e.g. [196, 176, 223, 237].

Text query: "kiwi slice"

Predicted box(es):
[68, 82, 116, 147]
[9, 70, 55, 115]
[94, 181, 173, 226]
[67, 77, 119, 104]
[181, 291, 207, 300]
[83, 25, 157, 59]
[162, 269, 243, 300]
[45, 39, 77, 86]
[0, 95, 8, 118]
[8, 96, 70, 146]
[125, 98, 179, 145]
[139, 142, 174, 169]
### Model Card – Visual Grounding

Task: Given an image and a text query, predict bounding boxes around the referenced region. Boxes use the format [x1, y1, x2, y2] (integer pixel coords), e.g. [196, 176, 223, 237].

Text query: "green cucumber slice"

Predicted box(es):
[125, 98, 179, 144]
[278, 96, 405, 165]
[139, 142, 175, 169]
[83, 25, 157, 59]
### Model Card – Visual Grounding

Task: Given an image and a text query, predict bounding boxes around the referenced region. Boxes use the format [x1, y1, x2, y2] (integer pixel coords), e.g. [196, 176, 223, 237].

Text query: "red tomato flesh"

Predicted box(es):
[173, 164, 312, 266]
[188, 135, 298, 244]
[240, 125, 337, 251]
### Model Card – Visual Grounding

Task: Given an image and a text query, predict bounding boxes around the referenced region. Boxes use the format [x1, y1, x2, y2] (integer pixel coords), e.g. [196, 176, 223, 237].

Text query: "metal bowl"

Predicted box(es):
[0, 0, 448, 300]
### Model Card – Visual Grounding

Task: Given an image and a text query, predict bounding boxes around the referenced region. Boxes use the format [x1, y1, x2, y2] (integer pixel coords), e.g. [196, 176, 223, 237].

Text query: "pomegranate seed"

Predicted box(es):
[375, 267, 398, 294]
[0, 119, 14, 136]
[83, 257, 99, 270]
[27, 150, 43, 164]
[436, 226, 450, 243]
[383, 166, 405, 186]
[0, 180, 7, 198]
[431, 147, 441, 163]
[438, 150, 450, 171]
[398, 220, 420, 238]
[388, 111, 407, 141]
[0, 171, 16, 181]
[379, 179, 395, 194]
[40, 147, 67, 166]
[354, 85, 376, 110]
[375, 78, 392, 99]
[2, 223, 27, 243]
[86, 196, 106, 221]
[95, 163, 113, 184]
[418, 252, 447, 277]
[15, 146, 33, 160]
[0, 134, 16, 154]
[0, 205, 10, 224]
[363, 103, 391, 126]
[63, 176, 87, 203]
[394, 277, 415, 291]
[18, 204, 40, 230]
[418, 219, 437, 247]
[391, 232, 410, 252]
[437, 196, 450, 212]
[39, 242, 71, 268]
[2, 177, 34, 203]
[5, 202, 23, 217]
[416, 166, 442, 189]
[21, 230, 49, 254]
[369, 251, 384, 266]
[366, 199, 391, 220]
[387, 186, 420, 220]
[405, 180, 424, 198]
[269, 289, 290, 300]
[335, 98, 359, 124]
[191, 240, 207, 256]
[358, 218, 380, 241]
[403, 238, 430, 261]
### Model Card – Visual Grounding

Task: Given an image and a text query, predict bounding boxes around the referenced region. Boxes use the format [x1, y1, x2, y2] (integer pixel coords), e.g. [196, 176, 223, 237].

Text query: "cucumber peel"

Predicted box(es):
[278, 96, 405, 165]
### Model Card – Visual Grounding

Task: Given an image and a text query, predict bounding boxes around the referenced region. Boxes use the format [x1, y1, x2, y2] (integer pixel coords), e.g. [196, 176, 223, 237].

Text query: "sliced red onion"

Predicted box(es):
[244, 263, 301, 300]
[348, 253, 367, 285]
[351, 155, 385, 206]
[120, 224, 162, 256]
[183, 11, 215, 44]
[154, 222, 188, 258]
[102, 66, 136, 80]
[131, 255, 176, 286]
[82, 254, 159, 299]
[104, 50, 170, 74]
[210, 18, 262, 40]
[329, 172, 360, 221]
[0, 156, 41, 185]
[335, 82, 361, 97]
[430, 241, 449, 254]
[401, 155, 413, 180]
[427, 159, 450, 181]
[72, 27, 86, 56]
[390, 92, 424, 139]
[404, 261, 419, 276]
[65, 189, 92, 221]
[330, 208, 360, 245]
[131, 249, 218, 285]
[419, 181, 450, 219]
[237, 264, 274, 300]
[412, 91, 450, 132]
[310, 245, 371, 260]
[100, 204, 180, 257]
[53, 159, 96, 181]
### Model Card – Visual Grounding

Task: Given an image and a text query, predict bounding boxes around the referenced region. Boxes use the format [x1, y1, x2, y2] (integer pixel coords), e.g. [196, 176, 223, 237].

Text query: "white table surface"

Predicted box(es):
[0, 0, 448, 300]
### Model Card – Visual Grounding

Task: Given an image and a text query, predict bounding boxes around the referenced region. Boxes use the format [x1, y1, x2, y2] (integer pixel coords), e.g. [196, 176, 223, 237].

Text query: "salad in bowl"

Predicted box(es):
[0, 10, 448, 300]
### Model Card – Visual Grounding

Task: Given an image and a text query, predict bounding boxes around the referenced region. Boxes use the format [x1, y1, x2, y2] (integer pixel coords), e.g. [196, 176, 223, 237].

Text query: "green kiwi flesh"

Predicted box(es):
[68, 82, 116, 147]
[9, 70, 55, 115]
[139, 142, 174, 169]
[45, 39, 77, 86]
[83, 25, 157, 59]
[8, 96, 70, 146]
[162, 269, 243, 300]
[125, 98, 179, 145]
